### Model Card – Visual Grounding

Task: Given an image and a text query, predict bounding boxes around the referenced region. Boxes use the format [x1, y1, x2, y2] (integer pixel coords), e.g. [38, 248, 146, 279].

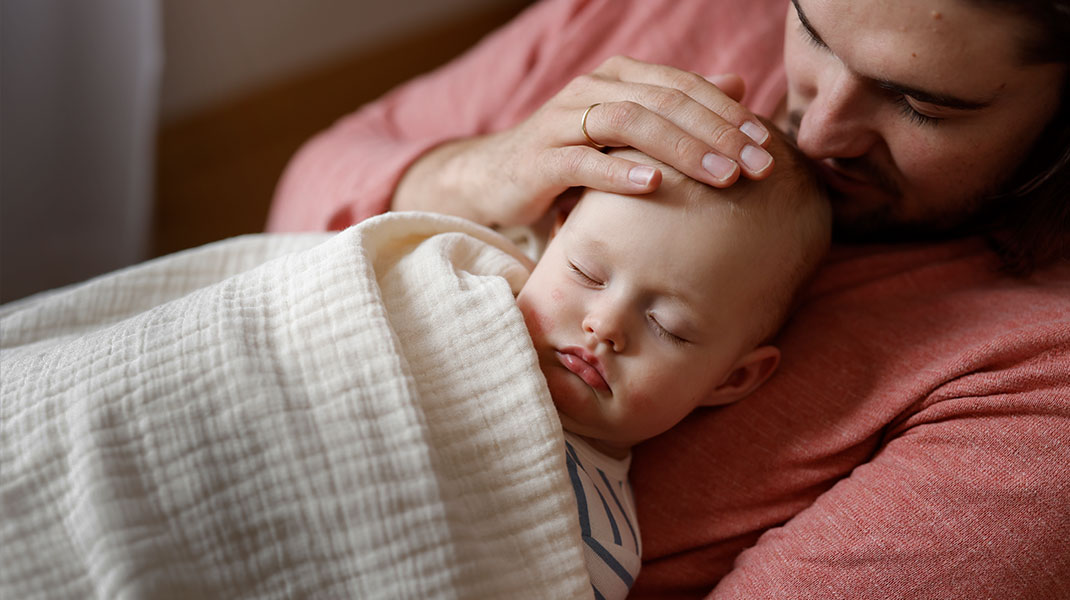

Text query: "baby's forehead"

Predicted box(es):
[565, 194, 788, 339]
[568, 188, 767, 282]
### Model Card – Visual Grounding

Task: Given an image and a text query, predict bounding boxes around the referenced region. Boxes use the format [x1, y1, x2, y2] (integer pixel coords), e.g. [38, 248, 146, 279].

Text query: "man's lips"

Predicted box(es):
[817, 159, 898, 199]
[818, 160, 873, 190]
[556, 347, 610, 392]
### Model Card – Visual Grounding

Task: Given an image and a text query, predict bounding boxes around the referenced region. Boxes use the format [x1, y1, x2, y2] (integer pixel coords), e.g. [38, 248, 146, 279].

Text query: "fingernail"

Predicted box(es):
[702, 153, 737, 181]
[740, 121, 769, 144]
[628, 165, 657, 187]
[741, 145, 773, 173]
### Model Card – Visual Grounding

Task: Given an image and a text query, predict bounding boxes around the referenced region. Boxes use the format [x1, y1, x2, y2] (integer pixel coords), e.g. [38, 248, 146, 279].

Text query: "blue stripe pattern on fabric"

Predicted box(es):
[565, 440, 581, 464]
[569, 442, 622, 546]
[593, 469, 622, 545]
[584, 536, 636, 586]
[600, 469, 638, 552]
[564, 441, 591, 536]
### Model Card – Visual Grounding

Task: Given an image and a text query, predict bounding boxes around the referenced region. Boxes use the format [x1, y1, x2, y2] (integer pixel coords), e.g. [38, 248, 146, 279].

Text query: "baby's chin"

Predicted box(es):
[542, 363, 603, 425]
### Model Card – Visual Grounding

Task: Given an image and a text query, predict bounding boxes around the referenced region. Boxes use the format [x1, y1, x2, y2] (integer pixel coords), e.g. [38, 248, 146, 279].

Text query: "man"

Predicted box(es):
[268, 0, 1070, 596]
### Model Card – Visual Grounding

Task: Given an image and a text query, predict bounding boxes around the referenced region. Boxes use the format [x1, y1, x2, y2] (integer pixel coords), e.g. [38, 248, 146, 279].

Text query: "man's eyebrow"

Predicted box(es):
[790, 0, 995, 111]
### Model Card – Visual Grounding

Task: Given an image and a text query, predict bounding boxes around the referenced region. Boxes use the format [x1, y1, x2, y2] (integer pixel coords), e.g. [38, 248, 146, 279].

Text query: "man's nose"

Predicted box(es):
[795, 69, 881, 160]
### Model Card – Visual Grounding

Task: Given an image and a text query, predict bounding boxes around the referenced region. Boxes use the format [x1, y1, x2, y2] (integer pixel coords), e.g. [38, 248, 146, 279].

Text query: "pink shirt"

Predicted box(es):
[266, 0, 786, 232]
[268, 1, 1070, 597]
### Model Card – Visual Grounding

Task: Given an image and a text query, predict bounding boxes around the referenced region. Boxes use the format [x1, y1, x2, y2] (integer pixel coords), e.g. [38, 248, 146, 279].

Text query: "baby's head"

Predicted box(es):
[517, 131, 830, 458]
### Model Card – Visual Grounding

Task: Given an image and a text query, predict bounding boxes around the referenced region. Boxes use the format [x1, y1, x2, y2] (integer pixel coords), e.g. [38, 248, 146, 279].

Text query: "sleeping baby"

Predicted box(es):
[516, 134, 830, 599]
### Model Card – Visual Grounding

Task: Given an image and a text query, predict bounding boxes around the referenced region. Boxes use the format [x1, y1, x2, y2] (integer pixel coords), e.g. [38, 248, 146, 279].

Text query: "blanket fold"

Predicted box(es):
[2, 212, 592, 599]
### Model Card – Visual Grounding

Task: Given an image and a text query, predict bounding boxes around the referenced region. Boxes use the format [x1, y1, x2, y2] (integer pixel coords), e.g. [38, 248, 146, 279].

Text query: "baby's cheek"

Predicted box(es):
[622, 374, 656, 410]
[550, 288, 564, 303]
[518, 298, 552, 340]
[626, 390, 654, 412]
[622, 373, 671, 421]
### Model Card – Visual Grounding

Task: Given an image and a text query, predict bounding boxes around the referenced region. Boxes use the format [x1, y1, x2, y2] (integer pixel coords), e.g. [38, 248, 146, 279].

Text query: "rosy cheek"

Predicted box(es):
[622, 374, 654, 409]
[626, 390, 653, 411]
[535, 310, 554, 337]
[622, 373, 668, 417]
[519, 301, 553, 340]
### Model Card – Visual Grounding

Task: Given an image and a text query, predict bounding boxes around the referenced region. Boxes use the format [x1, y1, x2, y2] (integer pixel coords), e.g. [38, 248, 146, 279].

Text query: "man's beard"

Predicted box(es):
[784, 109, 1011, 244]
[828, 180, 1007, 245]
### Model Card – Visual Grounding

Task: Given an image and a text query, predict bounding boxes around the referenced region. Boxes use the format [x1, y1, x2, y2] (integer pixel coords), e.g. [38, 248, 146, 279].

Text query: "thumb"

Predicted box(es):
[706, 73, 746, 102]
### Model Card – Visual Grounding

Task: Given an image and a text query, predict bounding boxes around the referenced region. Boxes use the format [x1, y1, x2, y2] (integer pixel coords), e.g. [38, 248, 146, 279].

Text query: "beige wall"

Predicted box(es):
[160, 0, 520, 122]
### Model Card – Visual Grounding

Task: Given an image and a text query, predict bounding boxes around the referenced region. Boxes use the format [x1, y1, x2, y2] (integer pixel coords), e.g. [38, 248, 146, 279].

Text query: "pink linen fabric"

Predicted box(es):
[267, 1, 1070, 597]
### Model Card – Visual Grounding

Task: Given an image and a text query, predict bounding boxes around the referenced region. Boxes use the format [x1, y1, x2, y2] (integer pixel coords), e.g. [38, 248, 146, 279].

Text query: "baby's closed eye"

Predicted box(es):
[568, 261, 603, 287]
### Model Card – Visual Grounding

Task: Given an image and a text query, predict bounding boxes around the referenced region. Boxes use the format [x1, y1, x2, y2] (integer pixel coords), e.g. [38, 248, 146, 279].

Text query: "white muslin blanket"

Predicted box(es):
[1, 212, 592, 599]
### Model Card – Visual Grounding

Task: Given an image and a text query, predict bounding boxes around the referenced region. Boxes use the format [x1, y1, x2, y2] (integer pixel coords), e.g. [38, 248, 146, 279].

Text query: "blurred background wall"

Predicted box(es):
[1, 0, 531, 303]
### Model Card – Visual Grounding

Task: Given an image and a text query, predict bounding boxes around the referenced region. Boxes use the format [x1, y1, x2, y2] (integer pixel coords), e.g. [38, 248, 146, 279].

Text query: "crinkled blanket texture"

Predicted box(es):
[1, 212, 592, 599]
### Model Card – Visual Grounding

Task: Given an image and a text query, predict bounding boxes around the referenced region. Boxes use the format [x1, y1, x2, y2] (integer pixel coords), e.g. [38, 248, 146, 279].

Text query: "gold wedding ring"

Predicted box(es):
[581, 103, 606, 149]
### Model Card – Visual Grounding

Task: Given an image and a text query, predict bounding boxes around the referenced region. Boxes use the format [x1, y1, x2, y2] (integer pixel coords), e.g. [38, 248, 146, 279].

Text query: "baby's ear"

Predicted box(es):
[703, 345, 780, 406]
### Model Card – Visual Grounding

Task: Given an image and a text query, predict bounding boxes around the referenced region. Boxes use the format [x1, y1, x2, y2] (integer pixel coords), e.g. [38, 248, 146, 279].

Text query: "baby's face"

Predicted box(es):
[517, 184, 773, 457]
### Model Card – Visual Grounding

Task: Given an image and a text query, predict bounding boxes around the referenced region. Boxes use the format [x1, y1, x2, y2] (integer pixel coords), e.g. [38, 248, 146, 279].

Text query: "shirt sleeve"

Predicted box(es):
[264, 0, 573, 232]
[708, 344, 1070, 599]
[265, 0, 789, 233]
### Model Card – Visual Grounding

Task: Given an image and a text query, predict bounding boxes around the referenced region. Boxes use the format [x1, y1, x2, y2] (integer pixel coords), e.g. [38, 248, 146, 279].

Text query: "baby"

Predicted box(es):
[516, 135, 830, 599]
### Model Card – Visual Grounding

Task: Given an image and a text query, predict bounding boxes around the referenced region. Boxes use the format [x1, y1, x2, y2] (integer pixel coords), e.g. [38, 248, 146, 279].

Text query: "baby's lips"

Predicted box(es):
[556, 349, 611, 392]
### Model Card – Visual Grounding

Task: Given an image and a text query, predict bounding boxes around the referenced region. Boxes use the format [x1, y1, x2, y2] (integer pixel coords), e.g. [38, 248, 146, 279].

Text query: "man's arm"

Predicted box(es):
[266, 0, 788, 233]
[265, 0, 568, 232]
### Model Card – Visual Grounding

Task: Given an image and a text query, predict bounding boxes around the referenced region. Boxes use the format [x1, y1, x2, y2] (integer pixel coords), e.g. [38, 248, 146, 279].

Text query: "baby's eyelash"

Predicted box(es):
[568, 261, 601, 286]
[649, 314, 687, 346]
[893, 95, 942, 127]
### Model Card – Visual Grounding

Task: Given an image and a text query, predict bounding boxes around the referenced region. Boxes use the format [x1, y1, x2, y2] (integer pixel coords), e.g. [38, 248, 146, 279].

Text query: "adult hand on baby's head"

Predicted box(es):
[394, 56, 775, 228]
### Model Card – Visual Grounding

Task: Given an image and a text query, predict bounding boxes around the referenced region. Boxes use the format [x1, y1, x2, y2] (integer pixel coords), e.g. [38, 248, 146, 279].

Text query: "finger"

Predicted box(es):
[619, 83, 774, 178]
[580, 100, 740, 187]
[593, 62, 774, 181]
[597, 56, 772, 148]
[543, 145, 663, 195]
[600, 57, 767, 142]
[582, 99, 773, 186]
[706, 73, 745, 102]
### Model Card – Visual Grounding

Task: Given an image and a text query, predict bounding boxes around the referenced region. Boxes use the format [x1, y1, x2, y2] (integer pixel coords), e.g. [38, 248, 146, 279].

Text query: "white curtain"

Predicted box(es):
[1, 0, 162, 303]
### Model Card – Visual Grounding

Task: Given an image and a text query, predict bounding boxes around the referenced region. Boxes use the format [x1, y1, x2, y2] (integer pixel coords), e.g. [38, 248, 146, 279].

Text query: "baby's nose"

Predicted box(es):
[583, 313, 626, 352]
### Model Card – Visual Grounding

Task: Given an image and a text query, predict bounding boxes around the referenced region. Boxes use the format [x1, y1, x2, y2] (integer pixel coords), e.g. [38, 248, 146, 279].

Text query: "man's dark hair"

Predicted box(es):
[976, 0, 1070, 274]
